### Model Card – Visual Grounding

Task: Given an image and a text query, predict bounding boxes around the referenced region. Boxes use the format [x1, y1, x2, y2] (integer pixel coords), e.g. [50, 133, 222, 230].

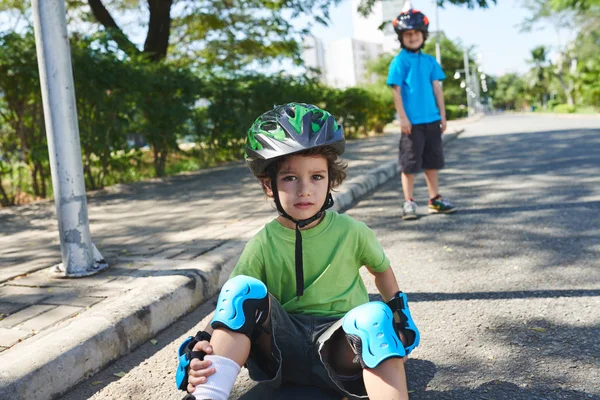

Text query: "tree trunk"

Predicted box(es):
[31, 163, 40, 197]
[39, 163, 47, 198]
[88, 0, 142, 58]
[566, 87, 574, 106]
[144, 0, 174, 62]
[88, 0, 173, 62]
[0, 175, 13, 207]
[556, 66, 575, 106]
[153, 146, 168, 177]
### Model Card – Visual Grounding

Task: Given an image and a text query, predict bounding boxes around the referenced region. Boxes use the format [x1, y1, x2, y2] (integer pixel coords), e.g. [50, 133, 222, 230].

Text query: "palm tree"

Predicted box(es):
[526, 46, 553, 108]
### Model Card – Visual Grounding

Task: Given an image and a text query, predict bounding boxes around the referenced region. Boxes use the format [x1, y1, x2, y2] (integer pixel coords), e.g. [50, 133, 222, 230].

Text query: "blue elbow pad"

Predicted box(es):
[387, 291, 420, 355]
[175, 330, 211, 391]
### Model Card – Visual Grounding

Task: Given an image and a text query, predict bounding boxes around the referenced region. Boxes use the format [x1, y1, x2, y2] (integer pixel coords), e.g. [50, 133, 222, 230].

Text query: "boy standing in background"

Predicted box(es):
[387, 3, 457, 220]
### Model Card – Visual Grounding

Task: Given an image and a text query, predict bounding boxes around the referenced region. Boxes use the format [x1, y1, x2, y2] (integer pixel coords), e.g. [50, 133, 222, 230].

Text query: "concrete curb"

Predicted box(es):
[0, 128, 464, 400]
[0, 241, 244, 400]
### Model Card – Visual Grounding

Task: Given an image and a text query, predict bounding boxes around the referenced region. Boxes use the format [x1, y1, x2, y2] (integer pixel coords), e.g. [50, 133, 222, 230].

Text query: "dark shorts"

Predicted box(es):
[398, 120, 445, 173]
[245, 295, 368, 399]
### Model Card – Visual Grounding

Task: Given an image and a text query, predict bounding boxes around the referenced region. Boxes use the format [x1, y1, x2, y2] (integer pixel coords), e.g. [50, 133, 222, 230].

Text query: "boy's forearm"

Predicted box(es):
[392, 86, 408, 121]
[372, 266, 400, 302]
[433, 82, 446, 120]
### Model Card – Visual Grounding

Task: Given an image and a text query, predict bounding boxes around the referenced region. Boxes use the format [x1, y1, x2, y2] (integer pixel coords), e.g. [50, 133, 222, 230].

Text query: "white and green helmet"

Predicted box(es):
[245, 102, 345, 176]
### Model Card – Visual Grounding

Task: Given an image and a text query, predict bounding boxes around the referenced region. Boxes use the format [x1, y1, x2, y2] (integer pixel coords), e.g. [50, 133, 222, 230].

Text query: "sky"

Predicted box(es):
[307, 0, 574, 76]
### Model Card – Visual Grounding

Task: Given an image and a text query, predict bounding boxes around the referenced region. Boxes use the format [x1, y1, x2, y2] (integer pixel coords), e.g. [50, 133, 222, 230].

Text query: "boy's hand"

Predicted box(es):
[400, 118, 412, 135]
[440, 118, 447, 133]
[187, 340, 216, 393]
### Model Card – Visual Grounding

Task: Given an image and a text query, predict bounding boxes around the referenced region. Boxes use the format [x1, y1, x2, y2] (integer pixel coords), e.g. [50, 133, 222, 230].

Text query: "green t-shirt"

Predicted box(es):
[230, 211, 390, 317]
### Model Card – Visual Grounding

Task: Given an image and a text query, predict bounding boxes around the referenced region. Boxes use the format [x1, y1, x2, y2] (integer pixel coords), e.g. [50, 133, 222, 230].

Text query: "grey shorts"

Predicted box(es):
[399, 120, 445, 173]
[245, 295, 368, 399]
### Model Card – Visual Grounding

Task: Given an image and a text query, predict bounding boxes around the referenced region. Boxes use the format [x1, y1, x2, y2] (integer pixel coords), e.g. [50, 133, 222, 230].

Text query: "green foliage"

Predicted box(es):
[1, 0, 344, 74]
[516, 0, 599, 109]
[133, 61, 202, 176]
[191, 74, 324, 158]
[491, 73, 528, 110]
[327, 87, 371, 138]
[549, 0, 600, 11]
[552, 103, 576, 113]
[423, 33, 472, 108]
[70, 33, 138, 189]
[573, 28, 600, 106]
[364, 53, 394, 85]
[445, 105, 468, 120]
[0, 31, 48, 205]
[192, 74, 393, 148]
[0, 30, 205, 204]
[358, 84, 396, 133]
[525, 45, 553, 106]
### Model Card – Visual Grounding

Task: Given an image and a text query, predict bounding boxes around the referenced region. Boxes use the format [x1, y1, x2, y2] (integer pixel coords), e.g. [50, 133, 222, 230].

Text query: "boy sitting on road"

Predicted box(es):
[175, 103, 420, 400]
[388, 3, 457, 220]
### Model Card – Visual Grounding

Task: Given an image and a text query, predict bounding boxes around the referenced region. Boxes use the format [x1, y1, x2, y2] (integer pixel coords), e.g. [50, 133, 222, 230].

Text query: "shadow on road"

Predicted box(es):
[362, 128, 600, 282]
[406, 359, 599, 399]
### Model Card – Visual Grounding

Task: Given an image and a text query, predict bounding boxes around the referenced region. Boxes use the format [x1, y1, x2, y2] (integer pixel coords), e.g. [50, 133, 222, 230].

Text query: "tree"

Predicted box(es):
[0, 32, 49, 204]
[357, 0, 496, 16]
[491, 73, 527, 110]
[573, 25, 600, 106]
[520, 0, 599, 107]
[1, 0, 345, 73]
[549, 0, 600, 12]
[525, 46, 553, 107]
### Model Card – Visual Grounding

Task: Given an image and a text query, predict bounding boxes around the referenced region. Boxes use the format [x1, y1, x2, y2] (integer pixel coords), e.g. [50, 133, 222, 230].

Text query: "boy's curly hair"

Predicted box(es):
[256, 145, 347, 196]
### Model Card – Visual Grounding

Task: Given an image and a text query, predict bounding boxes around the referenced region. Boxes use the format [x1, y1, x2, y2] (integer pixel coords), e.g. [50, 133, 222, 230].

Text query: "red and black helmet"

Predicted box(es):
[392, 9, 429, 35]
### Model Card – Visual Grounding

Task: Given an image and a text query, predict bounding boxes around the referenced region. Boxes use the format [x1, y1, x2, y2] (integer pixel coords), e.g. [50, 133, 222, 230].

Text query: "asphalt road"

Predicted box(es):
[60, 114, 600, 400]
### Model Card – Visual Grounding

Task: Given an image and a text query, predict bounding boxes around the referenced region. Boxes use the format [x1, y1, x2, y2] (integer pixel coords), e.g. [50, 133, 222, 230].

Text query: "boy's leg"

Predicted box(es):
[423, 169, 439, 199]
[362, 358, 409, 400]
[209, 315, 262, 365]
[320, 330, 409, 400]
[422, 121, 457, 213]
[400, 172, 415, 201]
[321, 325, 363, 377]
[398, 126, 426, 198]
[191, 275, 270, 400]
[316, 304, 409, 400]
[399, 125, 426, 220]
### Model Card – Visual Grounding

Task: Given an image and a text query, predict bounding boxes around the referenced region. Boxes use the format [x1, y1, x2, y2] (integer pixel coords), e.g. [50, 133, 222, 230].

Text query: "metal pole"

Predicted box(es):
[434, 0, 441, 66]
[472, 66, 481, 113]
[32, 0, 108, 277]
[463, 47, 473, 116]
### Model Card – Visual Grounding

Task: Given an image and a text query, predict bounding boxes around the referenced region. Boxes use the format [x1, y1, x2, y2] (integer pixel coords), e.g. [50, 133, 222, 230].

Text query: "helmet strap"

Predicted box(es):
[269, 168, 334, 298]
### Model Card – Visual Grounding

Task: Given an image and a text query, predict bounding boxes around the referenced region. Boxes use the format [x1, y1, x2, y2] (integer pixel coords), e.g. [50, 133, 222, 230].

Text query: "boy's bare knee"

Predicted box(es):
[326, 330, 362, 376]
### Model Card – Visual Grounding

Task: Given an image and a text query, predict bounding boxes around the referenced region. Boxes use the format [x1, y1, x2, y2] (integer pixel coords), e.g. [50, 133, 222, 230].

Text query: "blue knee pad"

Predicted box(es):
[342, 301, 406, 369]
[210, 275, 269, 338]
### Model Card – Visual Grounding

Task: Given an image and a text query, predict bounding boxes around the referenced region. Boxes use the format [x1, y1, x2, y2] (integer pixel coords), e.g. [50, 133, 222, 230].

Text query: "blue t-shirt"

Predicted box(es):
[386, 50, 446, 125]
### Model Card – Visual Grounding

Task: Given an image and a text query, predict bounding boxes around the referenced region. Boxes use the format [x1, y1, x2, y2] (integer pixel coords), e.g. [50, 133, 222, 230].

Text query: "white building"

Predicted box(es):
[302, 35, 327, 83]
[326, 38, 384, 88]
[381, 0, 406, 54]
[348, 0, 385, 44]
[321, 0, 390, 88]
[303, 0, 410, 88]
